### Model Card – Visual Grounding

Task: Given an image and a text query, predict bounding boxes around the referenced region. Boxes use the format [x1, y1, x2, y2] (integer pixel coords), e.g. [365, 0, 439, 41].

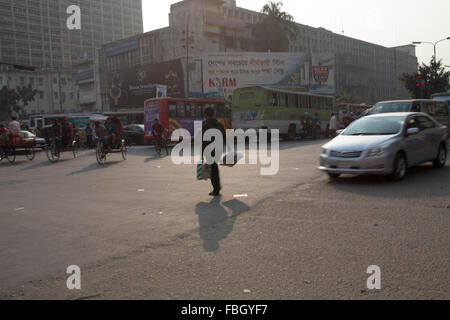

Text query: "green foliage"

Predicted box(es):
[336, 92, 358, 104]
[0, 84, 38, 120]
[400, 58, 450, 99]
[252, 1, 295, 52]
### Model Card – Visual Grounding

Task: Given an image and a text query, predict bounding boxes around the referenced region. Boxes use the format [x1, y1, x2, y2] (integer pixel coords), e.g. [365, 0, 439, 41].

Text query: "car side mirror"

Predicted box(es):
[406, 128, 419, 136]
[335, 129, 344, 135]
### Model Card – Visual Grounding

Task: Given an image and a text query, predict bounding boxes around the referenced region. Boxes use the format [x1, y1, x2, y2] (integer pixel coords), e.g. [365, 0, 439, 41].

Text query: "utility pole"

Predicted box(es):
[182, 24, 195, 97]
[58, 67, 63, 112]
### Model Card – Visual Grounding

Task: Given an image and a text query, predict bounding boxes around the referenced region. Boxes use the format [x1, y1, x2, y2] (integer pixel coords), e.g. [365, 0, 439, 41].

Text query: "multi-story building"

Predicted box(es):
[0, 63, 77, 117]
[97, 0, 418, 110]
[0, 0, 143, 69]
[0, 0, 143, 117]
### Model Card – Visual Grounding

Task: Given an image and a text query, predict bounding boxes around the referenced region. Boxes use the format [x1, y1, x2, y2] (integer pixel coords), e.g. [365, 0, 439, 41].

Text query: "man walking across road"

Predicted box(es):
[85, 123, 93, 149]
[202, 107, 225, 197]
[329, 113, 337, 138]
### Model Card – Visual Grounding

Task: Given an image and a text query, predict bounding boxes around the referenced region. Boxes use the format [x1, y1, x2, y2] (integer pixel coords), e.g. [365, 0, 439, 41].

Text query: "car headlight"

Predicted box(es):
[367, 147, 388, 157]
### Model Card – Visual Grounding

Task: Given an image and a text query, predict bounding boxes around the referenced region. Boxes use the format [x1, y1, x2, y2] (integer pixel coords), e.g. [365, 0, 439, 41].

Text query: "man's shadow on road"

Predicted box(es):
[195, 197, 250, 252]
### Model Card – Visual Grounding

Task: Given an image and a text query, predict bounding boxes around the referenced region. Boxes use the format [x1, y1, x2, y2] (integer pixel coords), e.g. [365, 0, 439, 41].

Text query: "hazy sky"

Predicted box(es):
[142, 0, 450, 68]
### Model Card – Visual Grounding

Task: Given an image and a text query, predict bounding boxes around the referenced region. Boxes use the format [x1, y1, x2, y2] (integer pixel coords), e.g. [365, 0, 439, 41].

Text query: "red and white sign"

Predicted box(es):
[312, 66, 329, 82]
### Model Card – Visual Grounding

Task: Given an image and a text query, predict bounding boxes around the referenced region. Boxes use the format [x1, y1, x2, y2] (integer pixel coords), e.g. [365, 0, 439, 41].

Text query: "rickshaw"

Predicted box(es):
[95, 136, 128, 165]
[0, 134, 36, 164]
[46, 135, 80, 163]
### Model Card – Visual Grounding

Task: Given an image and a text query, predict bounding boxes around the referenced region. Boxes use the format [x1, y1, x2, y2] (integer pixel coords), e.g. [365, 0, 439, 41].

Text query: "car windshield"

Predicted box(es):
[343, 116, 404, 136]
[371, 102, 412, 114]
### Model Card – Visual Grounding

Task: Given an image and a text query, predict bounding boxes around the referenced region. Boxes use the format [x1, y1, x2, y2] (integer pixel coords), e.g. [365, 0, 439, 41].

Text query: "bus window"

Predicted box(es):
[192, 103, 202, 118]
[278, 93, 287, 107]
[288, 94, 296, 108]
[225, 104, 232, 117]
[176, 101, 185, 118]
[201, 104, 208, 115]
[436, 102, 448, 116]
[45, 118, 55, 126]
[300, 95, 307, 109]
[423, 102, 436, 116]
[268, 91, 278, 106]
[216, 104, 225, 117]
[169, 103, 177, 118]
[317, 97, 323, 110]
[185, 104, 192, 118]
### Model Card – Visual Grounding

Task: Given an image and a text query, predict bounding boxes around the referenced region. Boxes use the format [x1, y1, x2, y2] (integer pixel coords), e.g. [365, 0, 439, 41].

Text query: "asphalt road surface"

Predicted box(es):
[0, 140, 449, 299]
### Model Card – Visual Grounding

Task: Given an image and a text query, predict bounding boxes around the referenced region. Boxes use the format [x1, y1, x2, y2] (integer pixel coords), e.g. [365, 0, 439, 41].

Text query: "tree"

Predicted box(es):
[336, 92, 359, 104]
[400, 58, 450, 99]
[252, 1, 295, 52]
[0, 84, 38, 120]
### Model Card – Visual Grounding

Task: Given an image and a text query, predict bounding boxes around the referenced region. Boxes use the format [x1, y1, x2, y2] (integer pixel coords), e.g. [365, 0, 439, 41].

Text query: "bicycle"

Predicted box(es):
[154, 134, 169, 156]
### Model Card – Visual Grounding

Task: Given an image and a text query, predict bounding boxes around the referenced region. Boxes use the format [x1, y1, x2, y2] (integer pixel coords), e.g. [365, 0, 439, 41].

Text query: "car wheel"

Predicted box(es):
[391, 153, 407, 181]
[433, 144, 447, 168]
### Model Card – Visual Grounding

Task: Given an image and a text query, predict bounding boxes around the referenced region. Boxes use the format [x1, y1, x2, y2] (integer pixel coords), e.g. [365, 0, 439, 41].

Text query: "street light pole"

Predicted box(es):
[412, 37, 450, 64]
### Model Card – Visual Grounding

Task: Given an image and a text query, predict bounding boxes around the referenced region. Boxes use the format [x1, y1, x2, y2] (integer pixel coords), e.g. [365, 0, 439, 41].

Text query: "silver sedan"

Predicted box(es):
[319, 112, 449, 180]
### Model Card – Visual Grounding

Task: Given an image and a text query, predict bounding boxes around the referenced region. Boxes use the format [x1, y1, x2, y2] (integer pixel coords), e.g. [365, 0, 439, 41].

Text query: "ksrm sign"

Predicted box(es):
[202, 52, 336, 99]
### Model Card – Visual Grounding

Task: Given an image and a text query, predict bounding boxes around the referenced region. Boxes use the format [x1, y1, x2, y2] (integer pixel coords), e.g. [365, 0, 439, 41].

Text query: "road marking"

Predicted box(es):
[138, 189, 145, 192]
[233, 194, 248, 198]
[14, 207, 25, 211]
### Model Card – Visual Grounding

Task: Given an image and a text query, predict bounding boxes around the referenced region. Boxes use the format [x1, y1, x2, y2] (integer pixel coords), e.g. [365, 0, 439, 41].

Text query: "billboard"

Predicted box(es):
[105, 39, 139, 57]
[202, 52, 335, 99]
[108, 59, 185, 109]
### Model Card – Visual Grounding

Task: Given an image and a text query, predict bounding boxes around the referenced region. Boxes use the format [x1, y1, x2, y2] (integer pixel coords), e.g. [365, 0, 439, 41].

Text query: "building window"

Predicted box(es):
[0, 76, 3, 86]
[20, 77, 25, 85]
[53, 77, 57, 84]
[54, 92, 58, 99]
[38, 77, 43, 86]
[39, 91, 44, 99]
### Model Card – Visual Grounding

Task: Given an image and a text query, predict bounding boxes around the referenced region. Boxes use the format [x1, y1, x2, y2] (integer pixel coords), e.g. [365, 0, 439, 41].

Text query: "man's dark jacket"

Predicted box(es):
[202, 118, 225, 158]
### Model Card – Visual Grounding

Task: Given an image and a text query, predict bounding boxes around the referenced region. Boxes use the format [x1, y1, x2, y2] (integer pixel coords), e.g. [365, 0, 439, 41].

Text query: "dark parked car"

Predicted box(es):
[122, 124, 146, 145]
[21, 131, 47, 149]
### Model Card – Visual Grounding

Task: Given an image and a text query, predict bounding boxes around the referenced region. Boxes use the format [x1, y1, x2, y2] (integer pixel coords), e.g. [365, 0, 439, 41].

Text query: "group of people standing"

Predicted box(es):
[51, 119, 79, 151]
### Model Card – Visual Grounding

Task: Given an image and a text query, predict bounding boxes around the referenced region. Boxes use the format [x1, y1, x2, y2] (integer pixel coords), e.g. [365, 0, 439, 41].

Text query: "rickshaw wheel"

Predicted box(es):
[96, 141, 106, 165]
[26, 147, 36, 161]
[47, 144, 60, 163]
[121, 140, 128, 160]
[6, 147, 16, 164]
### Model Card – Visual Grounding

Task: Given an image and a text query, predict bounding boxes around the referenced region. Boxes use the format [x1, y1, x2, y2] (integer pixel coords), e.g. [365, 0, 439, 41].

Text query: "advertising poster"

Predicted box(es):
[310, 53, 335, 94]
[202, 52, 335, 98]
[108, 59, 185, 110]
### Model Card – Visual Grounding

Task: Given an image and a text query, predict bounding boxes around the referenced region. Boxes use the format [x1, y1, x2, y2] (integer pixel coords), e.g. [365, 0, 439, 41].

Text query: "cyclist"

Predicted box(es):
[152, 119, 167, 154]
[94, 121, 108, 144]
[105, 118, 117, 148]
[51, 120, 63, 152]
